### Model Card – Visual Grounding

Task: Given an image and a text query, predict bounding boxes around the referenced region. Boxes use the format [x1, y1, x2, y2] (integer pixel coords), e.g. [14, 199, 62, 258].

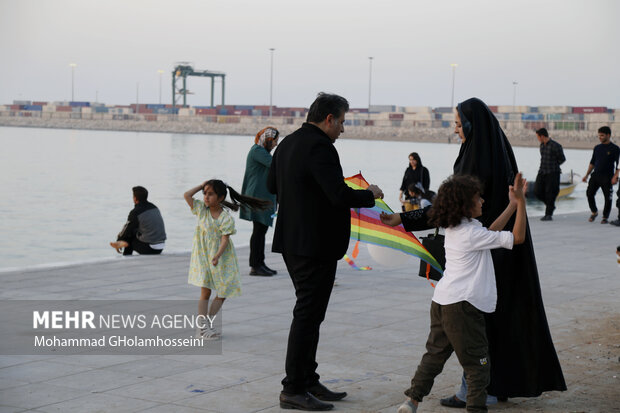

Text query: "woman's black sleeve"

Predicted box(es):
[400, 205, 433, 232]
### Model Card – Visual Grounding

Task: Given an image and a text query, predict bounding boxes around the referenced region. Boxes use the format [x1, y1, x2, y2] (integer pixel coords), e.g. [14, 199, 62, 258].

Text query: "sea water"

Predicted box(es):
[0, 126, 597, 270]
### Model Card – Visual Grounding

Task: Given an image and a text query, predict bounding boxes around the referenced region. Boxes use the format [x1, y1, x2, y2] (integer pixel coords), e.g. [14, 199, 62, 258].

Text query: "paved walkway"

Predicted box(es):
[0, 212, 618, 412]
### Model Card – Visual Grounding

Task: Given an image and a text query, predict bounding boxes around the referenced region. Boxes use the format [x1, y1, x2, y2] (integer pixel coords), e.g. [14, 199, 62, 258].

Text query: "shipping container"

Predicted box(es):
[434, 107, 453, 113]
[13, 100, 32, 105]
[529, 107, 538, 113]
[522, 114, 544, 121]
[146, 104, 166, 109]
[389, 113, 404, 120]
[23, 105, 42, 111]
[488, 106, 498, 113]
[546, 114, 563, 121]
[234, 105, 254, 110]
[538, 106, 572, 114]
[441, 121, 451, 128]
[563, 113, 584, 121]
[572, 106, 607, 114]
[405, 106, 432, 114]
[369, 105, 395, 113]
[524, 121, 547, 130]
[69, 101, 90, 107]
[94, 107, 109, 113]
[254, 105, 271, 111]
[364, 120, 374, 126]
[32, 101, 47, 106]
[56, 106, 72, 112]
[251, 109, 263, 116]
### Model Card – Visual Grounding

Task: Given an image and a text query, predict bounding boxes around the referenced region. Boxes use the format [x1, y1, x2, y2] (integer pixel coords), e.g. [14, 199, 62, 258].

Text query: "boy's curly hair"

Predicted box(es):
[428, 174, 482, 228]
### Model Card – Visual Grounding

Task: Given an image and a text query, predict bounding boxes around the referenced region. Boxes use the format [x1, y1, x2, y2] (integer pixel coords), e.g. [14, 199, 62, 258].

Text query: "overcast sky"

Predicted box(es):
[1, 0, 618, 109]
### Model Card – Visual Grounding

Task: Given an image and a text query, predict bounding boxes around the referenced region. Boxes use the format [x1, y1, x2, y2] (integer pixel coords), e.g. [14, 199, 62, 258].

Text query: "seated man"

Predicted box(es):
[110, 186, 166, 255]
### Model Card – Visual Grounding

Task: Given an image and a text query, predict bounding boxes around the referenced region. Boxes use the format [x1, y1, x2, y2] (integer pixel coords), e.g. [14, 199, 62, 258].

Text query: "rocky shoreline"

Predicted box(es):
[0, 116, 600, 149]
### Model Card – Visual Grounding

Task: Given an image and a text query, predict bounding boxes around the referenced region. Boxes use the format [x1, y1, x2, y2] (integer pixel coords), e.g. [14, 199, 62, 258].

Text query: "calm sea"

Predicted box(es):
[0, 126, 596, 271]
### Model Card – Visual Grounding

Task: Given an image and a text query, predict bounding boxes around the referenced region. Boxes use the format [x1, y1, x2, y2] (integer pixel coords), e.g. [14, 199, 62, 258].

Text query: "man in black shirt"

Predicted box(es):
[534, 128, 566, 221]
[582, 126, 620, 224]
[110, 186, 167, 255]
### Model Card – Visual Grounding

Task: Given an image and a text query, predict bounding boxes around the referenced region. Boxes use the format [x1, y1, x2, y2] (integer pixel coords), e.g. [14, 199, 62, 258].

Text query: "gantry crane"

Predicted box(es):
[172, 63, 226, 108]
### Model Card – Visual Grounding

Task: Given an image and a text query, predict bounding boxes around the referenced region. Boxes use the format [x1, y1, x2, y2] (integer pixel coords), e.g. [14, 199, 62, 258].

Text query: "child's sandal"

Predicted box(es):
[601, 218, 608, 224]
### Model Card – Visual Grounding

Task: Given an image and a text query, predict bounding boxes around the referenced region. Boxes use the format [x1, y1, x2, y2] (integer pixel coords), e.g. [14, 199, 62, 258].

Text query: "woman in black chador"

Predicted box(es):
[383, 98, 566, 400]
[399, 152, 430, 206]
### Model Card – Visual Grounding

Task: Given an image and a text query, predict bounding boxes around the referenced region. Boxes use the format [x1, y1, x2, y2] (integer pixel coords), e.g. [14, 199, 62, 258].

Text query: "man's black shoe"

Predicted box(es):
[540, 215, 553, 221]
[307, 382, 347, 401]
[610, 219, 620, 227]
[249, 267, 273, 276]
[261, 264, 277, 275]
[439, 395, 466, 408]
[279, 392, 334, 411]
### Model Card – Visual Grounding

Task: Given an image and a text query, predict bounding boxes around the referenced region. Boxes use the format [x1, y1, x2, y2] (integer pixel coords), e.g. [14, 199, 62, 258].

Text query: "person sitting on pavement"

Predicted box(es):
[110, 186, 166, 256]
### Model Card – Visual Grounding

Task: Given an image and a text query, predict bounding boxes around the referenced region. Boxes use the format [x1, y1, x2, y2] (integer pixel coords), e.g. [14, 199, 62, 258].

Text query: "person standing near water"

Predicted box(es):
[240, 126, 280, 276]
[268, 92, 383, 411]
[533, 128, 565, 221]
[399, 152, 430, 208]
[382, 98, 566, 409]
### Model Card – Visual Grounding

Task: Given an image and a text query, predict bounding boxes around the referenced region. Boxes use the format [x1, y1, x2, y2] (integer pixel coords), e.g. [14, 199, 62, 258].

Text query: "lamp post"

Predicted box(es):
[450, 63, 458, 109]
[157, 70, 165, 104]
[269, 48, 275, 118]
[368, 57, 373, 117]
[512, 81, 518, 108]
[69, 63, 77, 101]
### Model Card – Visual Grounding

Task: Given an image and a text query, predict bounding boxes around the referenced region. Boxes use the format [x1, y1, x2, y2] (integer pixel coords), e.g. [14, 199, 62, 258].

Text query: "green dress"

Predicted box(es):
[187, 199, 241, 297]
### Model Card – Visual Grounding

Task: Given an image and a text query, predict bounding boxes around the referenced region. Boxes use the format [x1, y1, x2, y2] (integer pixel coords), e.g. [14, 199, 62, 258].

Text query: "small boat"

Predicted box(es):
[526, 170, 578, 200]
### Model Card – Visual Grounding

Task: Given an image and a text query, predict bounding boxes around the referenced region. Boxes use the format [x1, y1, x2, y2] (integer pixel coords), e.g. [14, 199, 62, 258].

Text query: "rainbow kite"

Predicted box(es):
[344, 173, 443, 274]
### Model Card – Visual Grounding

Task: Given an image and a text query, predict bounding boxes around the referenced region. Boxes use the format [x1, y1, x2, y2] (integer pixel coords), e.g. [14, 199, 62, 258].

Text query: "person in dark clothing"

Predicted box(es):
[582, 126, 619, 224]
[110, 186, 166, 256]
[268, 93, 383, 411]
[399, 152, 430, 207]
[533, 128, 566, 221]
[611, 166, 620, 226]
[240, 126, 280, 276]
[382, 98, 566, 409]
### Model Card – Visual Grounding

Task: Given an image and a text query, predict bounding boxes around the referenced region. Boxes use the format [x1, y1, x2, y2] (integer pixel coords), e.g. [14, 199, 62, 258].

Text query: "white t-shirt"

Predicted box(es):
[432, 218, 514, 313]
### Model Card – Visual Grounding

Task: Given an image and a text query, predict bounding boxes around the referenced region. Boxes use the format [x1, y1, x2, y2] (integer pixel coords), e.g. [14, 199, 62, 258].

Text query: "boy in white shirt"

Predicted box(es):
[398, 173, 527, 413]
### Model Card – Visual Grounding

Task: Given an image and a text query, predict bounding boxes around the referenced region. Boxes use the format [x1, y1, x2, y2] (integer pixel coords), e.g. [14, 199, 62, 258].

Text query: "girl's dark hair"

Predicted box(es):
[427, 175, 482, 228]
[203, 179, 271, 212]
[408, 152, 422, 168]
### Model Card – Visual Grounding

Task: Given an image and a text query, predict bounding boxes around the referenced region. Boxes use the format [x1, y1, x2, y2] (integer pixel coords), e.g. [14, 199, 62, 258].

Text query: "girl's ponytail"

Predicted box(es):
[203, 179, 271, 212]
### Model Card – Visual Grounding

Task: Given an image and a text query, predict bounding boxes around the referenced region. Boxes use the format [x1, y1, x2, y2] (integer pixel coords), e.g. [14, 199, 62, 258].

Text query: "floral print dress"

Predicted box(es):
[187, 199, 241, 297]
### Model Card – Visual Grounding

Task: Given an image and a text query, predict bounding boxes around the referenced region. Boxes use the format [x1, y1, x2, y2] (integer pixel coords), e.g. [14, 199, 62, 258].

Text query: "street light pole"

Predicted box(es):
[512, 81, 518, 108]
[450, 63, 458, 109]
[368, 57, 373, 117]
[269, 48, 275, 118]
[69, 63, 77, 101]
[157, 70, 165, 104]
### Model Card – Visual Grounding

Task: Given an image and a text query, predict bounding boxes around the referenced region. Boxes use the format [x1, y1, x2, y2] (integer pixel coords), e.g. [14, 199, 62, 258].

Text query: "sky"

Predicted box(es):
[1, 0, 619, 109]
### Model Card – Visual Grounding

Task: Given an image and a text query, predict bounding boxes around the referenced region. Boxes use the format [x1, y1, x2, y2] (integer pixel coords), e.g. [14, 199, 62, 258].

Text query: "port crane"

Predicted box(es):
[172, 63, 226, 108]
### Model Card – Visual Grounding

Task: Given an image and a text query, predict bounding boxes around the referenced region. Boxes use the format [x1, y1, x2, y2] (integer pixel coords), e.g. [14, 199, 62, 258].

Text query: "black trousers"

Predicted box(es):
[534, 172, 560, 216]
[121, 238, 163, 256]
[281, 254, 337, 394]
[249, 221, 268, 267]
[586, 174, 613, 218]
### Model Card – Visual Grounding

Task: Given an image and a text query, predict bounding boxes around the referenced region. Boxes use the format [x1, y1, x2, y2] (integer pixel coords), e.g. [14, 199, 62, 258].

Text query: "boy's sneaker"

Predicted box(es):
[397, 399, 417, 413]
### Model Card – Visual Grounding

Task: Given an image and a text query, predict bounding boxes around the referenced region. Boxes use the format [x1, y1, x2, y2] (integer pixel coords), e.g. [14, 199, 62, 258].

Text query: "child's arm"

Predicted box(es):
[212, 234, 230, 266]
[183, 183, 205, 209]
[489, 173, 527, 244]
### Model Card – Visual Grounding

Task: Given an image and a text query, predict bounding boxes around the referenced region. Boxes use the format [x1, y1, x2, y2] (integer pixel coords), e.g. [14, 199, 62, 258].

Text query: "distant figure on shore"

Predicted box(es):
[582, 126, 619, 224]
[533, 128, 565, 221]
[240, 126, 280, 276]
[399, 152, 430, 209]
[110, 186, 166, 255]
[381, 97, 566, 410]
[184, 179, 270, 340]
[268, 92, 383, 411]
[402, 182, 432, 211]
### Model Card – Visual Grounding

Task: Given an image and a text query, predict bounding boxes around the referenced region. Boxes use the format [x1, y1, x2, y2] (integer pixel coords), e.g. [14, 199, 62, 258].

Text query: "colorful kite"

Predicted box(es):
[344, 173, 443, 274]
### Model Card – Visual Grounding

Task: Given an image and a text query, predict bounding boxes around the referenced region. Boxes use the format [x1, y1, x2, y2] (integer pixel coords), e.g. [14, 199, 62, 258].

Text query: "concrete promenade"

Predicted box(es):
[0, 212, 618, 412]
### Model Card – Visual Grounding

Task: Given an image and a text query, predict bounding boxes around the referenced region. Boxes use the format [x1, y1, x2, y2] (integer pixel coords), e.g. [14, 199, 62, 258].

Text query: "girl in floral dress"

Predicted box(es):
[183, 179, 270, 339]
